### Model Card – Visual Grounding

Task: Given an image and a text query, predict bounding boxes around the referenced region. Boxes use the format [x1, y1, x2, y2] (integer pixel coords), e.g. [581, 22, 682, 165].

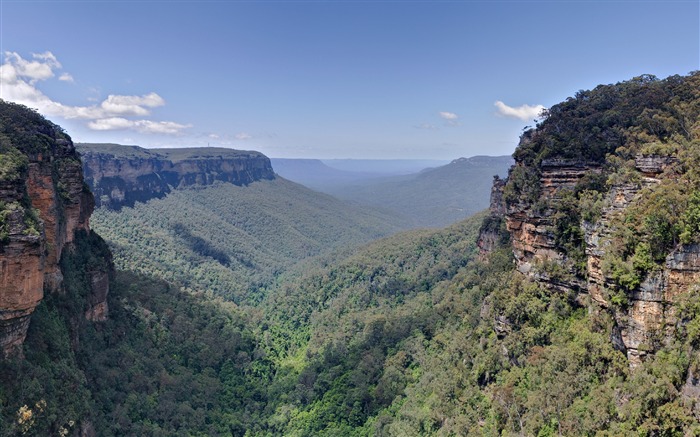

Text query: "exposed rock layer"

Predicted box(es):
[485, 154, 693, 366]
[77, 144, 276, 209]
[0, 104, 108, 357]
[1, 146, 91, 355]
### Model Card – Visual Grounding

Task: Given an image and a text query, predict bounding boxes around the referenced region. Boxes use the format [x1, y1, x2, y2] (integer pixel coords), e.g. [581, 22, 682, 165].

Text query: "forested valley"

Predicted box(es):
[1, 71, 700, 436]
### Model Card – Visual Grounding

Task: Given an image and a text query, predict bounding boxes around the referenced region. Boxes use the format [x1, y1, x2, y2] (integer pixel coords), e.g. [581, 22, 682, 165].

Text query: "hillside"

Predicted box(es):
[77, 143, 407, 303]
[325, 155, 513, 228]
[91, 177, 406, 303]
[3, 72, 700, 436]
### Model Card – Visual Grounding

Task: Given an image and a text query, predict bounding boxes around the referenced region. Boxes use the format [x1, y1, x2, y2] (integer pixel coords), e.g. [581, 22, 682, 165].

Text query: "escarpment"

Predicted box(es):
[0, 101, 111, 357]
[77, 143, 276, 209]
[480, 72, 700, 367]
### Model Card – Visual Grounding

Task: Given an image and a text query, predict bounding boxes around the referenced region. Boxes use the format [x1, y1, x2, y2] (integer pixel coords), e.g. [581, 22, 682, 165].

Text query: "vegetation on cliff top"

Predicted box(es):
[77, 143, 267, 162]
[0, 100, 79, 245]
[514, 72, 699, 166]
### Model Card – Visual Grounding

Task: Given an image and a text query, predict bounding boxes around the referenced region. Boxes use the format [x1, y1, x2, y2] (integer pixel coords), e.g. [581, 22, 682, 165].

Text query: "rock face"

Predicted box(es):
[505, 159, 600, 293]
[85, 270, 110, 322]
[77, 144, 276, 209]
[583, 156, 686, 366]
[484, 154, 692, 366]
[477, 176, 506, 260]
[0, 102, 110, 357]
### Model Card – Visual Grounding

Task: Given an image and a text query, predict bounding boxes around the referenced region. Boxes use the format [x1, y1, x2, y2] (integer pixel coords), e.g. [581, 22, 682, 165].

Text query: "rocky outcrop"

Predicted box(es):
[505, 160, 601, 294]
[477, 176, 506, 260]
[84, 270, 110, 322]
[0, 102, 109, 357]
[77, 144, 276, 209]
[481, 153, 694, 367]
[583, 156, 687, 365]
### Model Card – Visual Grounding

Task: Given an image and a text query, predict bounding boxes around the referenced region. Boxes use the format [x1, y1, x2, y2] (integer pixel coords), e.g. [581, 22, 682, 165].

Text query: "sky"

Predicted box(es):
[0, 0, 698, 159]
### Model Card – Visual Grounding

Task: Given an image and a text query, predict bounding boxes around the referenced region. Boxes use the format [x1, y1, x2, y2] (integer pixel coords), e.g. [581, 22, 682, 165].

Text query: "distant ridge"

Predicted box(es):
[271, 158, 383, 189]
[76, 143, 275, 209]
[321, 158, 450, 174]
[318, 155, 513, 228]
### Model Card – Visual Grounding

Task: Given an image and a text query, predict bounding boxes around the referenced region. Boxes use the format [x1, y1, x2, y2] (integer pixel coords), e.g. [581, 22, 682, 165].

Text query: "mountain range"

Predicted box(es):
[273, 155, 512, 228]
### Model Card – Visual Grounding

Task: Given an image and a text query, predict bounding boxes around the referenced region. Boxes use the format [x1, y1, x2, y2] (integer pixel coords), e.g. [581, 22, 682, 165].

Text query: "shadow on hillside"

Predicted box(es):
[171, 222, 232, 266]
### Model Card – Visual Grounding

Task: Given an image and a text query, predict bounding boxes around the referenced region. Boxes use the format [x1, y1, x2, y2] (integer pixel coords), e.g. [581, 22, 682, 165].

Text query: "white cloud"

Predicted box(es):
[3, 51, 60, 83]
[0, 51, 189, 135]
[99, 92, 165, 116]
[439, 111, 458, 121]
[235, 132, 252, 140]
[87, 117, 191, 134]
[438, 111, 459, 126]
[32, 52, 60, 64]
[135, 120, 191, 135]
[494, 101, 546, 121]
[87, 117, 135, 131]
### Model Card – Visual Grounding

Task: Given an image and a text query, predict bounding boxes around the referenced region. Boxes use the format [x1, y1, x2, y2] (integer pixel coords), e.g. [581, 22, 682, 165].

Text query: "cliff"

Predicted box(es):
[481, 72, 700, 367]
[76, 143, 276, 209]
[499, 156, 682, 365]
[0, 101, 111, 357]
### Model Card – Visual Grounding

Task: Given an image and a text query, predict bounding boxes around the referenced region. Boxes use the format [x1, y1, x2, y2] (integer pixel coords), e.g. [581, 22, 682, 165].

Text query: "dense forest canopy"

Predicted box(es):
[91, 178, 406, 303]
[514, 73, 700, 166]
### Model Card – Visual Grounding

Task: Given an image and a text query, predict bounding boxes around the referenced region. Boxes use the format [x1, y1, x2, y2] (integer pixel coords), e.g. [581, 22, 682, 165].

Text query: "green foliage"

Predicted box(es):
[680, 191, 700, 244]
[601, 180, 692, 296]
[0, 144, 28, 182]
[502, 163, 541, 205]
[0, 232, 265, 436]
[0, 201, 18, 243]
[578, 189, 604, 223]
[513, 73, 698, 167]
[0, 100, 69, 156]
[551, 191, 587, 273]
[77, 271, 264, 436]
[91, 179, 403, 303]
[0, 231, 108, 436]
[5, 204, 700, 435]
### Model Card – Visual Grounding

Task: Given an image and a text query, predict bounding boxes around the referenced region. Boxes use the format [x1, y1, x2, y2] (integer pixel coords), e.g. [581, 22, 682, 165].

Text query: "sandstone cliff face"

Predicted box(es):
[77, 144, 276, 209]
[505, 159, 600, 294]
[485, 153, 694, 366]
[583, 156, 695, 366]
[0, 103, 109, 357]
[0, 192, 44, 356]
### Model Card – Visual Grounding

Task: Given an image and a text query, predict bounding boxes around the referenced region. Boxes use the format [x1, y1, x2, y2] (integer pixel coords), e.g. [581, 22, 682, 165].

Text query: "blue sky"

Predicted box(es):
[1, 1, 698, 159]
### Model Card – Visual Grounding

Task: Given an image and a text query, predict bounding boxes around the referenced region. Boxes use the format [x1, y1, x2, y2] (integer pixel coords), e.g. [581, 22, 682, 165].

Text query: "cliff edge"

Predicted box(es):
[480, 72, 700, 367]
[0, 101, 111, 357]
[77, 143, 276, 209]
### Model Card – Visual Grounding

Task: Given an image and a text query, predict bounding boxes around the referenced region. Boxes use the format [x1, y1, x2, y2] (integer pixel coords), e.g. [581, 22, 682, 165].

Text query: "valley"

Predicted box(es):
[274, 156, 512, 228]
[1, 71, 700, 436]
